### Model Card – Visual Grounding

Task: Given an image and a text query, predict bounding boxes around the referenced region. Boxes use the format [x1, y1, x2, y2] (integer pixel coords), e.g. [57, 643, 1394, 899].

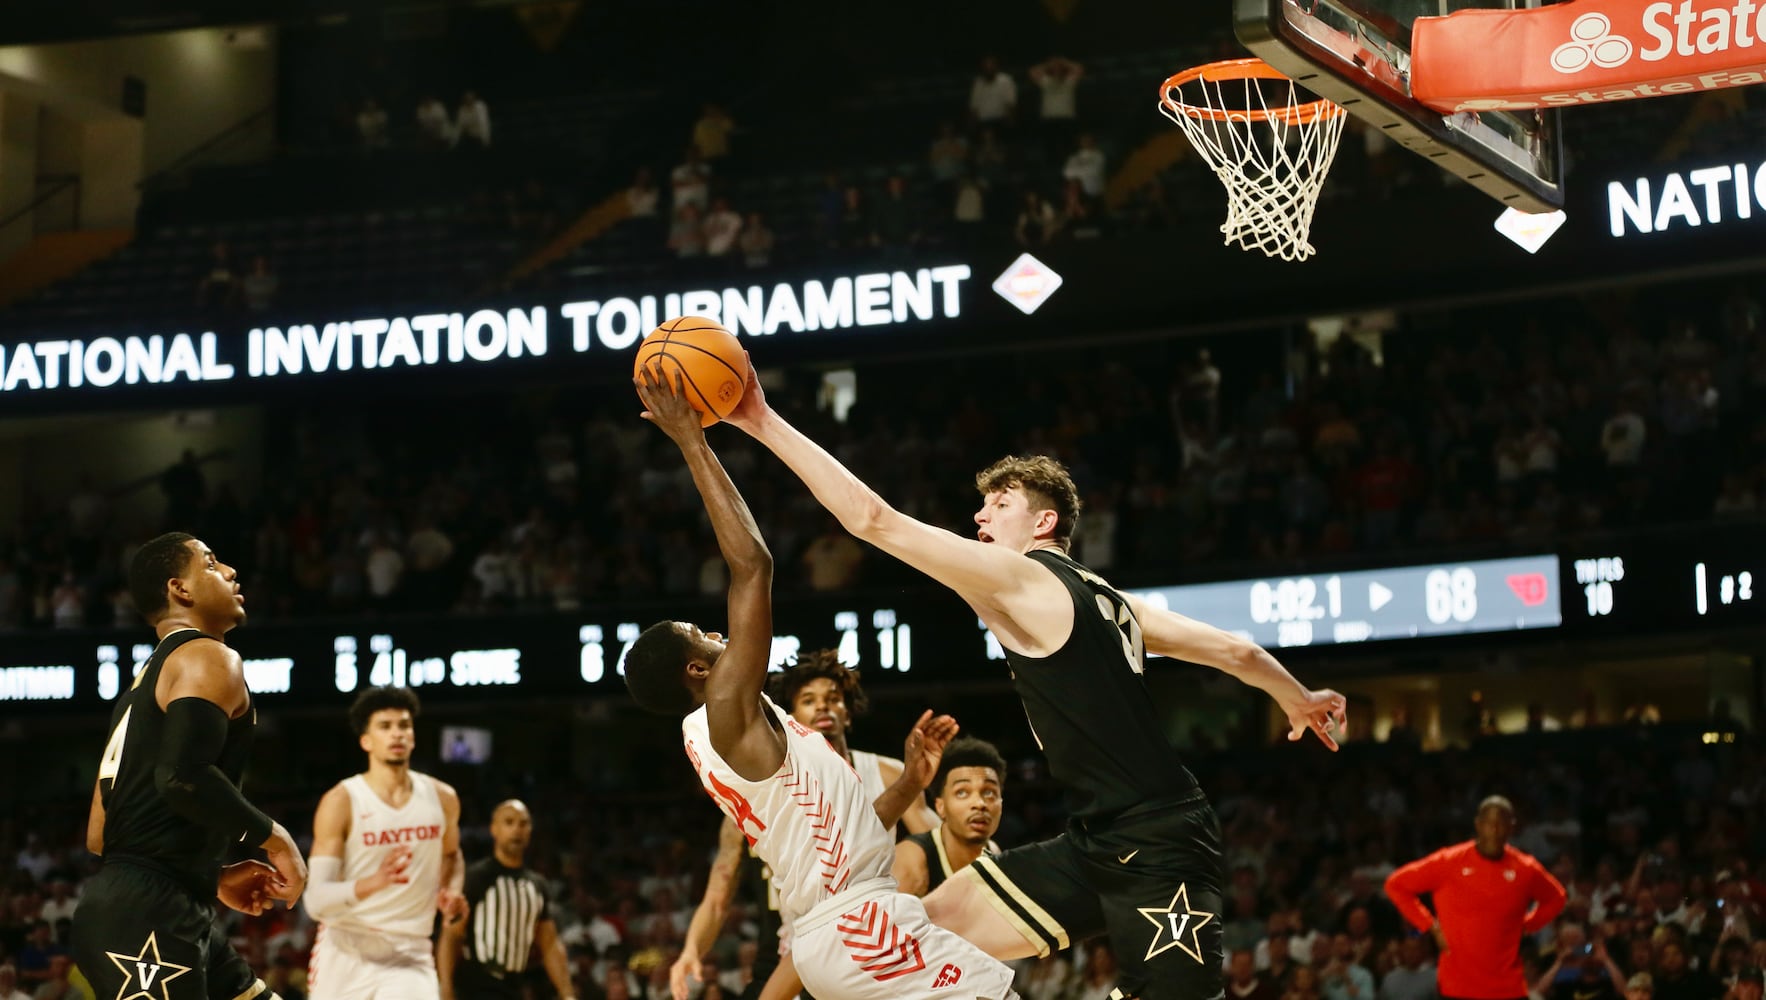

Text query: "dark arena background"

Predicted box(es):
[0, 1, 1764, 998]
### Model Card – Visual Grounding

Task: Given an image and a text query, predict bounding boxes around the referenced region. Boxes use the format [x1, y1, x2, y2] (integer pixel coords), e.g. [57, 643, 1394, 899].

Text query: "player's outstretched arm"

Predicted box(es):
[1122, 593, 1347, 751]
[876, 755, 939, 834]
[636, 367, 778, 778]
[722, 356, 1049, 616]
[673, 817, 745, 999]
[871, 711, 957, 831]
[157, 639, 307, 902]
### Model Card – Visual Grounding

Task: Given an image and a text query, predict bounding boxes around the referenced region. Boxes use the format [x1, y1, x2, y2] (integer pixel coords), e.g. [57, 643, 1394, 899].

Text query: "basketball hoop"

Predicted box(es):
[1158, 58, 1347, 262]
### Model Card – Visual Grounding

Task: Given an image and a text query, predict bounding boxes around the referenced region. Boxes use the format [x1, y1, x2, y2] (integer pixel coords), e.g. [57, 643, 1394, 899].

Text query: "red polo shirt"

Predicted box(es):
[1385, 841, 1566, 999]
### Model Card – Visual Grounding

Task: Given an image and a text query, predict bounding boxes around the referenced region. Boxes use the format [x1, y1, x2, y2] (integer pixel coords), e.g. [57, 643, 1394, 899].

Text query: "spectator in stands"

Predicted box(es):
[1030, 55, 1084, 155]
[15, 923, 60, 986]
[668, 203, 706, 259]
[415, 94, 452, 147]
[1014, 190, 1056, 247]
[691, 103, 735, 161]
[49, 572, 83, 629]
[1537, 938, 1627, 1000]
[0, 965, 25, 1000]
[1230, 949, 1282, 1000]
[738, 212, 774, 269]
[159, 450, 206, 522]
[1055, 178, 1101, 241]
[241, 255, 278, 314]
[1652, 941, 1716, 1000]
[871, 175, 920, 257]
[1713, 473, 1759, 517]
[1601, 395, 1648, 471]
[968, 55, 1017, 130]
[928, 123, 969, 185]
[1062, 132, 1107, 200]
[1320, 934, 1376, 1000]
[670, 147, 711, 214]
[973, 128, 1008, 185]
[35, 884, 74, 926]
[702, 197, 743, 260]
[454, 90, 492, 148]
[1377, 937, 1436, 1000]
[1074, 941, 1119, 1000]
[28, 956, 86, 1000]
[626, 167, 660, 220]
[837, 185, 868, 250]
[195, 241, 239, 312]
[953, 174, 987, 232]
[802, 518, 863, 591]
[364, 531, 405, 610]
[356, 98, 390, 150]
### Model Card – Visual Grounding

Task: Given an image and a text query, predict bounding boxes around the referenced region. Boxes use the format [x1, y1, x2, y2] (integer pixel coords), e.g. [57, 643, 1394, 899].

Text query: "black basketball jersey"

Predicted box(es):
[1004, 549, 1199, 821]
[96, 628, 256, 897]
[904, 829, 999, 895]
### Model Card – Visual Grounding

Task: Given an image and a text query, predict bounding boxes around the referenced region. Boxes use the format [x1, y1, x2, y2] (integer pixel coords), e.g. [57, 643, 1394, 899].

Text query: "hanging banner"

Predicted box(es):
[1411, 0, 1766, 112]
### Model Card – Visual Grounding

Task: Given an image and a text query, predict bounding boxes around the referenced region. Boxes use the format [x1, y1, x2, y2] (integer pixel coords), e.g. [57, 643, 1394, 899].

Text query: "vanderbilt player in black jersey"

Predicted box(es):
[722, 362, 1346, 1000]
[72, 533, 308, 1000]
[893, 738, 1006, 897]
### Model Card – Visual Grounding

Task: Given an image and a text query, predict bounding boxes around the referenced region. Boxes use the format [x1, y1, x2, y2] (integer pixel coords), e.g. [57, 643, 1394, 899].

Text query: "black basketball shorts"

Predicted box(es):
[71, 863, 275, 1000]
[958, 790, 1226, 1000]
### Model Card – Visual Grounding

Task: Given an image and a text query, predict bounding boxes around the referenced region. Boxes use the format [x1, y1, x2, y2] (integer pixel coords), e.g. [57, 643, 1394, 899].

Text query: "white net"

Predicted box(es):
[1159, 63, 1347, 262]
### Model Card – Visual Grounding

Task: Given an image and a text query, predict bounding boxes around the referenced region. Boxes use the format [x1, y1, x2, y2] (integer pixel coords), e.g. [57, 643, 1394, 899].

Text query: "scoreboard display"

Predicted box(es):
[1, 523, 1758, 711]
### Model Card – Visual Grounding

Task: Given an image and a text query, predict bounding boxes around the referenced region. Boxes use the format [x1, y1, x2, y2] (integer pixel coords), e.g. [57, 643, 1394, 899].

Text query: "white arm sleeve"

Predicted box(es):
[302, 855, 360, 921]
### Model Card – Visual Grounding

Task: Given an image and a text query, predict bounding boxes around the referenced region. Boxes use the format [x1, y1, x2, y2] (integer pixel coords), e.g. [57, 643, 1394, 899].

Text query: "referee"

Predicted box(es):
[439, 800, 575, 1000]
[1386, 795, 1567, 1000]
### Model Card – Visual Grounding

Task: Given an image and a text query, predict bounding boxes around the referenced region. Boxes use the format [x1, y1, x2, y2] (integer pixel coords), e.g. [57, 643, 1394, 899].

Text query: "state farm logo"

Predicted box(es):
[1553, 13, 1635, 72]
[1550, 0, 1766, 76]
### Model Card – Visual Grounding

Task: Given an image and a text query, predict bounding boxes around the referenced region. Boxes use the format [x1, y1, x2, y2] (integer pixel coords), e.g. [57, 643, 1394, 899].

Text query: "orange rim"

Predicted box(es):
[1160, 57, 1344, 126]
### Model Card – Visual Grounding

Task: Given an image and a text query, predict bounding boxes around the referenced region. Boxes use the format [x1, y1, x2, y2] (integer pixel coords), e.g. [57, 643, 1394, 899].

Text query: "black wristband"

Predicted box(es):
[156, 697, 276, 848]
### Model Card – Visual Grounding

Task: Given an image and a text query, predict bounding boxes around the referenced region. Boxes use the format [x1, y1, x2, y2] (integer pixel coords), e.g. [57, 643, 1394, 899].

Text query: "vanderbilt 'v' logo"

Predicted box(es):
[106, 932, 192, 1000]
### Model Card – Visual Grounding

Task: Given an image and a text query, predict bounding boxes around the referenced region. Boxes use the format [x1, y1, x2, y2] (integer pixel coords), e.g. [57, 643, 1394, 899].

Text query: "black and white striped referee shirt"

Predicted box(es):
[462, 857, 554, 977]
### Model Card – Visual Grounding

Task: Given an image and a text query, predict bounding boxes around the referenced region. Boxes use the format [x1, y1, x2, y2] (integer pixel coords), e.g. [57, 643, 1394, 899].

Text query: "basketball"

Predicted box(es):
[632, 316, 747, 427]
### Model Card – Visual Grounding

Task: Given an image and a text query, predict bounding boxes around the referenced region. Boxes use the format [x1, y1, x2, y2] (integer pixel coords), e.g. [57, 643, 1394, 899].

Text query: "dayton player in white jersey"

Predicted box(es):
[302, 686, 467, 1000]
[624, 365, 1018, 1000]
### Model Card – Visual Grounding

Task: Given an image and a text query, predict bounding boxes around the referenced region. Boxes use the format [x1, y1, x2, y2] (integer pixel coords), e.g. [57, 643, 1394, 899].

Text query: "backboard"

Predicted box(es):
[1235, 0, 1565, 212]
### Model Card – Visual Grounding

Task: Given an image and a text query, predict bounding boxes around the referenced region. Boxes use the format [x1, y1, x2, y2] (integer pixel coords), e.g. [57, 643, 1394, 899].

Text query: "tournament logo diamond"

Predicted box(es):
[992, 253, 1063, 315]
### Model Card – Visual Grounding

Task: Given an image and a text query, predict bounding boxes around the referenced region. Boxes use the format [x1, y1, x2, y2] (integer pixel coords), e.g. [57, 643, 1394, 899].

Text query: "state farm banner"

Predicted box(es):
[1411, 0, 1766, 112]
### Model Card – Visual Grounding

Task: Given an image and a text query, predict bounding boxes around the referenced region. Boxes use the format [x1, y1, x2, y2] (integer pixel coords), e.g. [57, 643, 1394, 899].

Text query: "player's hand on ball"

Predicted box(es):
[437, 887, 468, 925]
[1284, 688, 1348, 751]
[635, 364, 706, 444]
[902, 709, 960, 789]
[722, 351, 770, 433]
[218, 859, 284, 915]
[669, 953, 702, 1000]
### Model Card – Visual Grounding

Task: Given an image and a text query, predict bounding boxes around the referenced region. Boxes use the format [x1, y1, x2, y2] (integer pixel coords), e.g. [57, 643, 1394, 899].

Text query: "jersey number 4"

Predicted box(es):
[97, 707, 133, 788]
[1095, 594, 1145, 674]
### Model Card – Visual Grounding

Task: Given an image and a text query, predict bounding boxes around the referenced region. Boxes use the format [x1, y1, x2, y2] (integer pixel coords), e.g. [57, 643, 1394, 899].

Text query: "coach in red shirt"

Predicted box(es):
[1386, 796, 1567, 1000]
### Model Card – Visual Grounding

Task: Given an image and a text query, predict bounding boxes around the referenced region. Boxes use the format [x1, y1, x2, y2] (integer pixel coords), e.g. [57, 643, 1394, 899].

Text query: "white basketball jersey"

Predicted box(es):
[683, 696, 894, 928]
[849, 750, 898, 822]
[334, 771, 446, 938]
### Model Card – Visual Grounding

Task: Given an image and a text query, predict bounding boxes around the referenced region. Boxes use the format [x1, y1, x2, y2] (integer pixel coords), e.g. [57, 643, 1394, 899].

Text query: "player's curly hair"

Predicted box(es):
[931, 737, 1008, 798]
[974, 455, 1082, 552]
[128, 532, 197, 621]
[624, 620, 699, 716]
[769, 648, 869, 719]
[348, 686, 421, 735]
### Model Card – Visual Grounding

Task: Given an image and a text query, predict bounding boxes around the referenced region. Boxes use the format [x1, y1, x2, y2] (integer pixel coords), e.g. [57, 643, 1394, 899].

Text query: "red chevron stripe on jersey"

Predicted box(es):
[782, 761, 850, 893]
[837, 901, 928, 982]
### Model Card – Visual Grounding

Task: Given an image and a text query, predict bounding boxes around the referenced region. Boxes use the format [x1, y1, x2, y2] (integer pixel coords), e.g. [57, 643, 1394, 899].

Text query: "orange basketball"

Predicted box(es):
[632, 316, 746, 427]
